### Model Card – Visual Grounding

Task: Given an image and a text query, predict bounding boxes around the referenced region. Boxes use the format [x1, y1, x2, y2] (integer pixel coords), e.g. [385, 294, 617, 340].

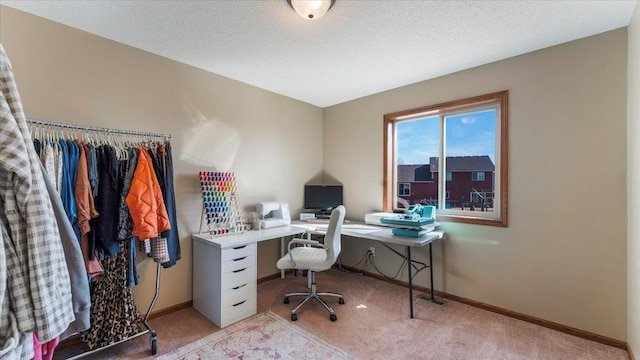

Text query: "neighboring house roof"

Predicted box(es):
[397, 165, 432, 182]
[398, 156, 494, 182]
[429, 156, 495, 172]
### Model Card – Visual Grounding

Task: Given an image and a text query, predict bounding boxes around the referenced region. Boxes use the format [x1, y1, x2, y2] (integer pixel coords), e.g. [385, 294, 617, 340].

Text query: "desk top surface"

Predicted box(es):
[193, 222, 444, 248]
[192, 225, 306, 248]
[292, 221, 444, 247]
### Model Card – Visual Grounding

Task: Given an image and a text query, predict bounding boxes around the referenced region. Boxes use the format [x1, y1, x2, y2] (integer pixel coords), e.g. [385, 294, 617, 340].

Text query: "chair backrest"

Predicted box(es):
[324, 205, 346, 264]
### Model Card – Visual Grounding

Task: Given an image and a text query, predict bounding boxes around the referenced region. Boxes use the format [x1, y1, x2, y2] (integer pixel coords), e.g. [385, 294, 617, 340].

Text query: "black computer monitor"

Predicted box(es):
[304, 185, 343, 216]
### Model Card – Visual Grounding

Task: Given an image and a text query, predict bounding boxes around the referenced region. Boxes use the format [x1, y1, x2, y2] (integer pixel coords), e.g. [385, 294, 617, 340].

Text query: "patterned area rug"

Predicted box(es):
[156, 310, 354, 360]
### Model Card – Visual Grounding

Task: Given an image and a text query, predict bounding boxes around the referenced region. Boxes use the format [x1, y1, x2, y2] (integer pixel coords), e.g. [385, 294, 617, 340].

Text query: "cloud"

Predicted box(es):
[460, 116, 476, 125]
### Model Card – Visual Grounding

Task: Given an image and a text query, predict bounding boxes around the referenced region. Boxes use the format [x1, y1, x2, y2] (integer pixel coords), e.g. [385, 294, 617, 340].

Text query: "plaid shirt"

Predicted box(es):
[0, 44, 73, 352]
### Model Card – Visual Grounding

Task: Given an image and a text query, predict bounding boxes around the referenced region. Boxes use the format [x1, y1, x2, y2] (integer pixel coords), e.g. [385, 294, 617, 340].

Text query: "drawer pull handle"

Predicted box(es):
[233, 256, 247, 262]
[232, 300, 247, 307]
[233, 268, 247, 273]
[232, 284, 247, 290]
[233, 245, 247, 250]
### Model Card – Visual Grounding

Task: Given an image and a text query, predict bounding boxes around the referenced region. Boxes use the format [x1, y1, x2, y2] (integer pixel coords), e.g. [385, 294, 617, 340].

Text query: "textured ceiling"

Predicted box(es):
[1, 0, 638, 107]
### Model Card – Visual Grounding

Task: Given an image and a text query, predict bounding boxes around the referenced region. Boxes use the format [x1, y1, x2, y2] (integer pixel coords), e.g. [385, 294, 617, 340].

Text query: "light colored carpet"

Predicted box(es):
[54, 269, 629, 359]
[155, 310, 354, 360]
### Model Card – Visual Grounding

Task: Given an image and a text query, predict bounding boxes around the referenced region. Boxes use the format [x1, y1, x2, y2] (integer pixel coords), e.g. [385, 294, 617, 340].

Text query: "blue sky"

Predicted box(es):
[396, 109, 496, 165]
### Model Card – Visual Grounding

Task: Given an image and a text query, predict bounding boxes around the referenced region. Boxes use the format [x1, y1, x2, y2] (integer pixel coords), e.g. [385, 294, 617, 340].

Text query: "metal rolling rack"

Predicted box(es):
[27, 118, 170, 357]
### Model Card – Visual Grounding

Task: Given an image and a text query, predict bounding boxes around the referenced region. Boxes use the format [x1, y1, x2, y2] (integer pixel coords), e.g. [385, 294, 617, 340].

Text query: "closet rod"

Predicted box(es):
[26, 118, 171, 140]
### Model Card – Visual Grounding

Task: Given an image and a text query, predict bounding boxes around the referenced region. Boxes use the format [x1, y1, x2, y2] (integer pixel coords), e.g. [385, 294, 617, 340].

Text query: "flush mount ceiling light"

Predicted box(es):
[287, 0, 336, 20]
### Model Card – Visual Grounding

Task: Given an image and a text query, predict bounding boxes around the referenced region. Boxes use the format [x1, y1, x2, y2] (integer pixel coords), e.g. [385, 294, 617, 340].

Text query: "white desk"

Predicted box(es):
[192, 222, 443, 326]
[192, 226, 306, 327]
[193, 226, 306, 248]
[293, 221, 444, 318]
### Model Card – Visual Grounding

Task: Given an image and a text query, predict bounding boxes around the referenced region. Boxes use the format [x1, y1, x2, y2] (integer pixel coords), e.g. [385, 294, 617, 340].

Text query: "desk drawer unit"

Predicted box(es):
[222, 244, 255, 261]
[222, 282, 256, 307]
[193, 238, 257, 328]
[222, 254, 255, 274]
[222, 263, 255, 290]
[221, 297, 257, 327]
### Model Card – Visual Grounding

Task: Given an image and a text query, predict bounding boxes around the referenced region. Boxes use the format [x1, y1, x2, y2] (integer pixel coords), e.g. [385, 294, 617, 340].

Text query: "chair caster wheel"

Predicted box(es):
[291, 314, 298, 321]
[284, 297, 289, 304]
[150, 335, 157, 355]
[339, 298, 345, 304]
[330, 314, 337, 321]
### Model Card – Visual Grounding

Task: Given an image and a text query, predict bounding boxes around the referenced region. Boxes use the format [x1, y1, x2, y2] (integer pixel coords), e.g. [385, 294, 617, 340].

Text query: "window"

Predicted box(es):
[383, 91, 508, 227]
[398, 183, 411, 196]
[472, 172, 485, 181]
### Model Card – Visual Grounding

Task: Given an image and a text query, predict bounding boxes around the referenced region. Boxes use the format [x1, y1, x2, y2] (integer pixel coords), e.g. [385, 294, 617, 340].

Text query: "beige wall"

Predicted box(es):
[324, 29, 628, 340]
[628, 2, 640, 356]
[0, 6, 324, 311]
[0, 4, 632, 344]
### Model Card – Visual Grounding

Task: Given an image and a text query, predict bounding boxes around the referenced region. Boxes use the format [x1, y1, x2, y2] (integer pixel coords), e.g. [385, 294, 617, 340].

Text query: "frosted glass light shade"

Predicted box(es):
[288, 0, 336, 20]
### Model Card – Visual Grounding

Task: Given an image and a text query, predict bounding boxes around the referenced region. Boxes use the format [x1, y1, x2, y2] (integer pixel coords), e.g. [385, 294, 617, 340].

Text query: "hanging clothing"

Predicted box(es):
[40, 142, 58, 194]
[59, 139, 78, 231]
[75, 141, 99, 239]
[74, 142, 103, 279]
[117, 148, 139, 287]
[80, 243, 141, 350]
[116, 148, 138, 241]
[0, 44, 73, 357]
[149, 144, 181, 267]
[94, 145, 122, 257]
[126, 147, 170, 240]
[39, 162, 91, 340]
[159, 143, 181, 267]
[0, 219, 32, 359]
[85, 143, 98, 198]
[53, 142, 63, 196]
[146, 148, 170, 264]
[24, 106, 179, 357]
[33, 138, 41, 155]
[32, 332, 59, 360]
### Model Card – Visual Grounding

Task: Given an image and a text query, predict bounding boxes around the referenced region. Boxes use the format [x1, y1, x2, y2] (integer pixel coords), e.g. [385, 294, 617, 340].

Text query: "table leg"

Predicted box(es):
[429, 242, 434, 301]
[427, 242, 444, 305]
[407, 246, 414, 318]
[281, 236, 285, 279]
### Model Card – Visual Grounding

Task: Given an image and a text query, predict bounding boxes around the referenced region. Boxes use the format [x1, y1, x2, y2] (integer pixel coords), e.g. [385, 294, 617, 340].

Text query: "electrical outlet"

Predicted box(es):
[367, 247, 375, 257]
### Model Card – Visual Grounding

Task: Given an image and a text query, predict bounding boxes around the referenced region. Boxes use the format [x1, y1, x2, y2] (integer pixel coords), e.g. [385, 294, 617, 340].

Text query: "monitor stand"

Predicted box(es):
[314, 209, 333, 219]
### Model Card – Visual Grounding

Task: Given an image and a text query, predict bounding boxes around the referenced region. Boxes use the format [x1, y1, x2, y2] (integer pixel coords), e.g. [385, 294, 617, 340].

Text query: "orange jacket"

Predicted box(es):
[126, 148, 171, 239]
